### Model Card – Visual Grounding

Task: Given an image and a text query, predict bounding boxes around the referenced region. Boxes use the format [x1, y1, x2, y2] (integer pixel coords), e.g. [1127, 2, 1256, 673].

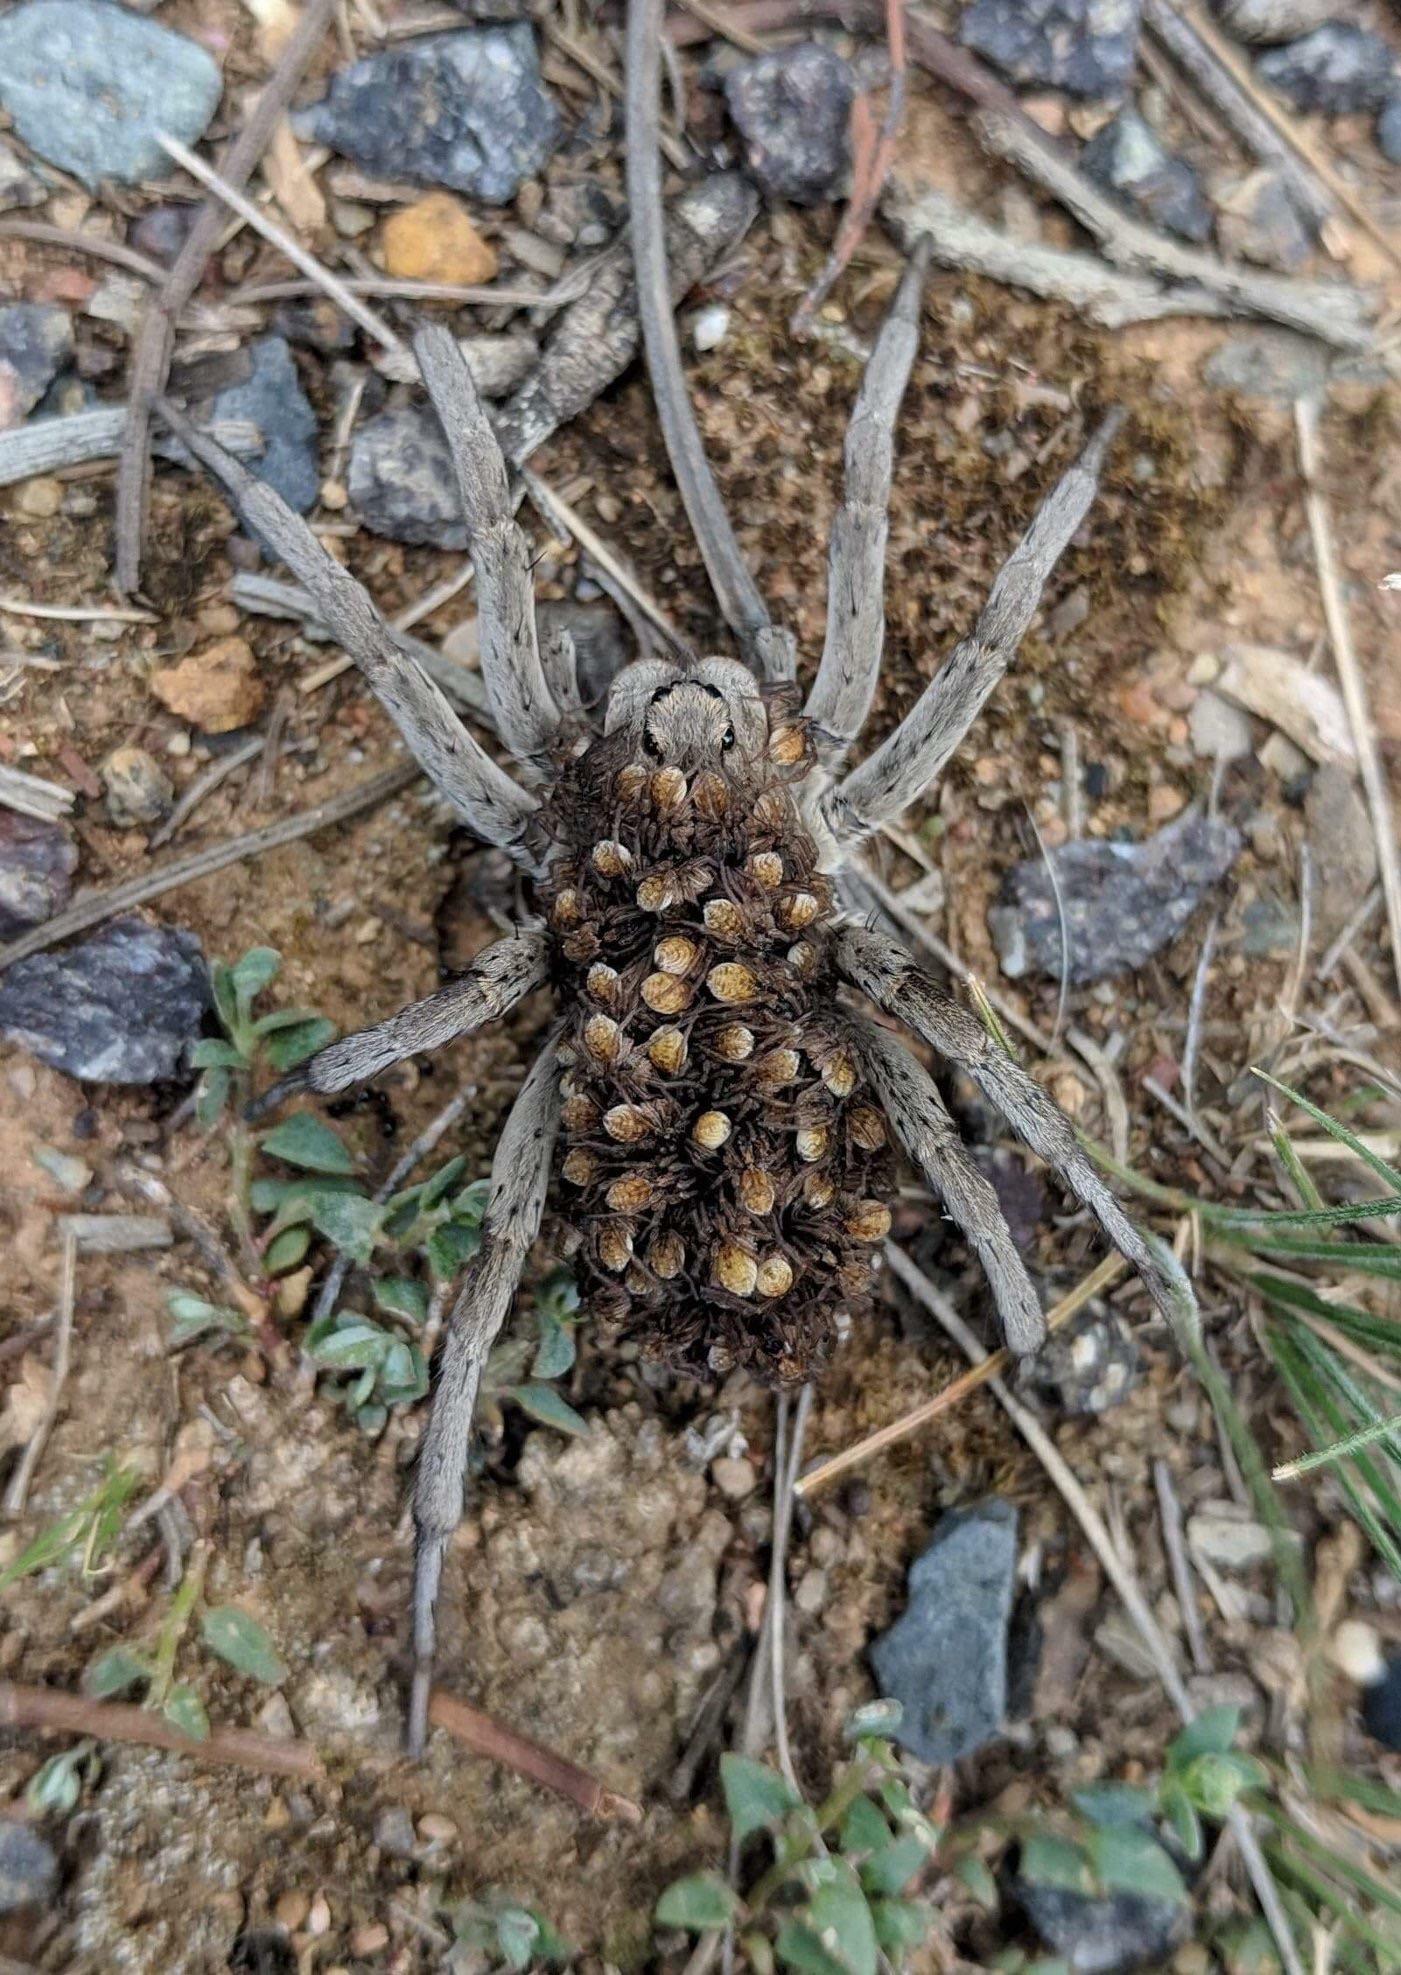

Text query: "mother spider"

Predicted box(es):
[159, 5, 1192, 1758]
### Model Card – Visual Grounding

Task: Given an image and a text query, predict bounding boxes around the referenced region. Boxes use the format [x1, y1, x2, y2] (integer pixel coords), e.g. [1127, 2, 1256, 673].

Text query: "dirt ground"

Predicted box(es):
[2, 7, 1400, 1971]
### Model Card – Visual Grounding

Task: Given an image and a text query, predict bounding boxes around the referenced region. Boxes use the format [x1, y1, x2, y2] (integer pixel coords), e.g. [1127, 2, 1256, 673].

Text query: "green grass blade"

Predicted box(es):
[1273, 1408, 1401, 1479]
[1252, 1071, 1401, 1193]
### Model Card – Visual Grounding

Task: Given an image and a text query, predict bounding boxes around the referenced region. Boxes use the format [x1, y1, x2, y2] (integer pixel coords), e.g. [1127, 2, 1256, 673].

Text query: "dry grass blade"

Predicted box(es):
[3, 1232, 77, 1515]
[0, 762, 75, 823]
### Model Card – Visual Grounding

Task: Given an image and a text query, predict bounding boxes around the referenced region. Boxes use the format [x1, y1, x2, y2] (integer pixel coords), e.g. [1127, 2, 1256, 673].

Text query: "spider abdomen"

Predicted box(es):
[540, 746, 891, 1384]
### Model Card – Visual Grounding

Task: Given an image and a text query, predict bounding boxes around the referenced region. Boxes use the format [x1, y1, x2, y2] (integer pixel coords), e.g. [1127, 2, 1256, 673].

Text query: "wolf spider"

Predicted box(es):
[161, 226, 1193, 1755]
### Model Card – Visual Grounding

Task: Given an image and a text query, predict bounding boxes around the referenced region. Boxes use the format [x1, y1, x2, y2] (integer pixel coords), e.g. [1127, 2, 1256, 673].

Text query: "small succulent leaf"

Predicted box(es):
[231, 946, 281, 1006]
[263, 1225, 311, 1275]
[953, 1856, 1000, 1911]
[532, 1309, 576, 1380]
[196, 1065, 231, 1126]
[263, 1017, 337, 1071]
[161, 1684, 210, 1741]
[378, 1339, 428, 1405]
[1020, 1834, 1095, 1896]
[354, 1400, 388, 1434]
[654, 1873, 740, 1931]
[805, 1871, 878, 1975]
[308, 1191, 382, 1263]
[773, 1920, 848, 1975]
[260, 1113, 356, 1175]
[721, 1752, 803, 1843]
[166, 1291, 247, 1347]
[838, 1794, 892, 1859]
[844, 1697, 902, 1741]
[525, 1912, 573, 1964]
[426, 1219, 482, 1279]
[26, 1748, 84, 1817]
[1178, 1751, 1265, 1817]
[1159, 1783, 1204, 1863]
[200, 1605, 289, 1685]
[85, 1645, 149, 1700]
[1086, 1826, 1187, 1904]
[506, 1384, 589, 1437]
[535, 1267, 581, 1321]
[190, 1038, 248, 1070]
[374, 1276, 429, 1325]
[306, 1317, 390, 1372]
[420, 1156, 469, 1211]
[211, 962, 239, 1034]
[1167, 1705, 1241, 1767]
[870, 1898, 933, 1952]
[859, 1833, 929, 1897]
[1071, 1783, 1158, 1829]
[249, 1005, 326, 1036]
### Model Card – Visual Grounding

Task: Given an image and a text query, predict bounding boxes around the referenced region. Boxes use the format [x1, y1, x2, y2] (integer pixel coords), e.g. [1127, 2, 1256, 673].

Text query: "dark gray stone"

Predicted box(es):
[1379, 95, 1401, 165]
[1202, 327, 1330, 398]
[0, 0, 222, 187]
[1022, 1305, 1141, 1415]
[294, 25, 558, 204]
[869, 1499, 1018, 1764]
[1362, 1654, 1401, 1752]
[1257, 25, 1396, 114]
[724, 43, 854, 204]
[0, 1823, 57, 1912]
[1211, 0, 1333, 42]
[130, 202, 201, 267]
[199, 336, 319, 515]
[0, 915, 208, 1083]
[987, 808, 1242, 984]
[0, 810, 77, 939]
[960, 0, 1143, 99]
[0, 303, 74, 428]
[348, 405, 465, 549]
[1081, 109, 1211, 242]
[1017, 1882, 1189, 1973]
[1214, 169, 1312, 270]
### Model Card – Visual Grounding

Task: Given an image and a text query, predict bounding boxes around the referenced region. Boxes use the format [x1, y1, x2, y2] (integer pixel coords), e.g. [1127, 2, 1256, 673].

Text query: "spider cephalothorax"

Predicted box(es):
[540, 672, 890, 1384]
[164, 221, 1195, 1759]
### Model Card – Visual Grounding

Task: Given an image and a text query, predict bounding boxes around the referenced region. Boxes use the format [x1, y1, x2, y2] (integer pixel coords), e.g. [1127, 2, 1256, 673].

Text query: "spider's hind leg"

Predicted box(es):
[409, 1036, 562, 1756]
[248, 931, 549, 1118]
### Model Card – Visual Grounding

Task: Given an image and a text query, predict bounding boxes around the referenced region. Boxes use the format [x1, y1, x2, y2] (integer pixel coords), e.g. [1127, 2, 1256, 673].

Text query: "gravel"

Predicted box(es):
[724, 43, 855, 204]
[0, 915, 208, 1083]
[0, 811, 77, 939]
[0, 303, 74, 429]
[1081, 108, 1211, 243]
[1256, 24, 1397, 113]
[960, 0, 1144, 99]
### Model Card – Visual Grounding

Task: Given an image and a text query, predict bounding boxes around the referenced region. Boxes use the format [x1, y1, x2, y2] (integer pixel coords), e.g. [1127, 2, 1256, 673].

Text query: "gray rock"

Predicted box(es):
[1202, 327, 1330, 398]
[294, 25, 558, 204]
[1240, 894, 1298, 957]
[1307, 762, 1377, 944]
[0, 304, 74, 429]
[0, 138, 43, 213]
[199, 335, 319, 514]
[1379, 95, 1401, 165]
[1257, 25, 1396, 114]
[0, 809, 77, 939]
[869, 1499, 1018, 1764]
[0, 0, 222, 187]
[348, 404, 464, 548]
[0, 914, 208, 1083]
[988, 808, 1242, 984]
[1214, 168, 1313, 270]
[960, 0, 1143, 99]
[0, 1823, 58, 1912]
[1188, 1510, 1279, 1570]
[101, 746, 173, 829]
[1017, 1881, 1189, 1972]
[724, 43, 854, 204]
[1211, 0, 1334, 42]
[372, 1804, 417, 1859]
[1022, 1305, 1140, 1415]
[130, 202, 200, 267]
[1081, 109, 1211, 242]
[1188, 688, 1254, 761]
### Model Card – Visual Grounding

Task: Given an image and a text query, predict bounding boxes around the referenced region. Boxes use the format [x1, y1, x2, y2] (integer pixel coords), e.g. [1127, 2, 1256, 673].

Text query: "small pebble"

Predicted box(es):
[711, 1455, 756, 1500]
[274, 1890, 310, 1931]
[150, 636, 265, 733]
[1257, 24, 1396, 113]
[101, 745, 173, 828]
[380, 190, 498, 285]
[15, 476, 63, 518]
[417, 1812, 457, 1844]
[307, 1893, 331, 1937]
[692, 302, 731, 353]
[372, 1805, 417, 1858]
[724, 43, 855, 203]
[351, 1923, 390, 1955]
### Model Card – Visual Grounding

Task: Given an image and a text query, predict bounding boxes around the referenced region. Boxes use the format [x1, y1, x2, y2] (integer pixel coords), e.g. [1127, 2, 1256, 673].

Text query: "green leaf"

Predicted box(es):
[741, 1931, 776, 1975]
[805, 1871, 878, 1975]
[953, 1857, 1000, 1911]
[871, 1898, 933, 1952]
[721, 1752, 803, 1843]
[1072, 1783, 1158, 1828]
[654, 1873, 740, 1931]
[839, 1795, 892, 1859]
[420, 1156, 469, 1211]
[452, 1177, 492, 1224]
[426, 1219, 482, 1279]
[1158, 1781, 1203, 1863]
[535, 1267, 580, 1322]
[211, 962, 239, 1035]
[26, 1747, 84, 1817]
[1178, 1751, 1266, 1818]
[200, 1605, 288, 1685]
[1086, 1826, 1187, 1904]
[232, 946, 281, 1006]
[844, 1697, 903, 1742]
[774, 1920, 847, 1975]
[264, 1017, 337, 1072]
[1168, 1705, 1241, 1766]
[532, 1309, 576, 1381]
[374, 1276, 429, 1325]
[166, 1291, 246, 1347]
[162, 1684, 210, 1741]
[859, 1833, 929, 1897]
[1020, 1834, 1095, 1896]
[263, 1225, 310, 1275]
[308, 1191, 382, 1264]
[190, 1038, 248, 1070]
[506, 1384, 589, 1437]
[1251, 1071, 1401, 1194]
[260, 1113, 356, 1175]
[378, 1340, 428, 1406]
[494, 1905, 541, 1970]
[196, 1065, 231, 1126]
[85, 1646, 148, 1700]
[306, 1316, 390, 1373]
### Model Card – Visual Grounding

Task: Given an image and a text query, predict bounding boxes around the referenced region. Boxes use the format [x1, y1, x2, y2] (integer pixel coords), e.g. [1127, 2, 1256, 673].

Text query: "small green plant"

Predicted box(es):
[0, 1457, 142, 1594]
[83, 1546, 287, 1744]
[173, 947, 586, 1439]
[655, 1703, 939, 1973]
[447, 1891, 573, 1970]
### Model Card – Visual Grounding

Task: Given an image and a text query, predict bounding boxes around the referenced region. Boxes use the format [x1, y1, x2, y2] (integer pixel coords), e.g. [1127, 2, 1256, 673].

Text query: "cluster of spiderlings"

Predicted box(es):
[537, 720, 892, 1385]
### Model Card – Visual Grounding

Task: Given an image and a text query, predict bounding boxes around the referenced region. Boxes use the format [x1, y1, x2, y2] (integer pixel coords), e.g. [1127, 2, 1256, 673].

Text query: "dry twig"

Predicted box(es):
[1154, 1457, 1213, 1675]
[0, 1678, 324, 1781]
[3, 1232, 77, 1515]
[0, 762, 75, 824]
[426, 1690, 642, 1821]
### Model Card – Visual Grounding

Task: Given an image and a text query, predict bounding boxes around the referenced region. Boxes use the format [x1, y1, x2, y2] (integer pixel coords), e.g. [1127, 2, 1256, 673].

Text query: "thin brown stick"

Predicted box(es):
[791, 0, 907, 331]
[114, 0, 338, 593]
[0, 1678, 324, 1781]
[426, 1690, 642, 1822]
[1154, 1456, 1213, 1676]
[1295, 399, 1401, 1001]
[0, 765, 418, 971]
[3, 1233, 77, 1515]
[795, 1253, 1125, 1496]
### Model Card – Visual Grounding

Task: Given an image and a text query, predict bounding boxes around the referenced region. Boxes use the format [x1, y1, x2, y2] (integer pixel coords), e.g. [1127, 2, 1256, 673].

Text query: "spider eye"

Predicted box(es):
[721, 725, 735, 751]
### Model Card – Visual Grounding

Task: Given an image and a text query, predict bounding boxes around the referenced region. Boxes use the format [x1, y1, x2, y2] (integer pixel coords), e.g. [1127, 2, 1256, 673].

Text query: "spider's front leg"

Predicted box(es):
[836, 923, 1198, 1340]
[409, 1036, 562, 1757]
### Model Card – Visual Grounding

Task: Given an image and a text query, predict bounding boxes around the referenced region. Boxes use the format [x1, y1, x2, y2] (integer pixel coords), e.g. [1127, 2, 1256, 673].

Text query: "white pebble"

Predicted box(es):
[692, 303, 731, 353]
